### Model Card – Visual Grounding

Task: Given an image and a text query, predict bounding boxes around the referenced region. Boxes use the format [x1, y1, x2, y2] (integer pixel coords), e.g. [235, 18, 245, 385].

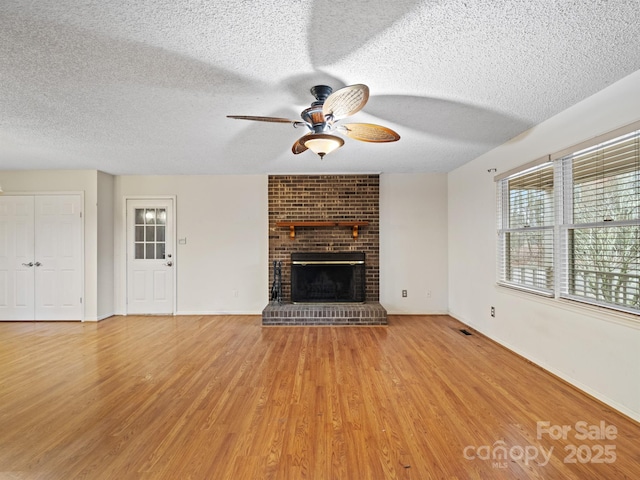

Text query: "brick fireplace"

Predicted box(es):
[263, 174, 386, 325]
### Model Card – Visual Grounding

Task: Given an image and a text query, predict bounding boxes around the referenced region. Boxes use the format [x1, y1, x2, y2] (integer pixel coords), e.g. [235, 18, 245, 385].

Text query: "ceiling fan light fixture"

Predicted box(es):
[302, 133, 344, 159]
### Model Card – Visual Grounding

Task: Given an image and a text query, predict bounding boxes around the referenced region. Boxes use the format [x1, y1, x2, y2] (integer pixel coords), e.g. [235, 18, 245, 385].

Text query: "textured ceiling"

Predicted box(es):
[1, 0, 640, 175]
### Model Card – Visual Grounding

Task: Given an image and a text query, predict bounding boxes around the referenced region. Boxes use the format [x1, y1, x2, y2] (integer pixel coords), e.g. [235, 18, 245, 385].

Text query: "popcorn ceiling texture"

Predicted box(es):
[268, 175, 380, 302]
[1, 1, 640, 174]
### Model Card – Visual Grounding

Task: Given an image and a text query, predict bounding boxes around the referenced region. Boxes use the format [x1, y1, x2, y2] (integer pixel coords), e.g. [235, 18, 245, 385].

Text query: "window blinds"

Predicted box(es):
[497, 163, 555, 295]
[559, 130, 640, 313]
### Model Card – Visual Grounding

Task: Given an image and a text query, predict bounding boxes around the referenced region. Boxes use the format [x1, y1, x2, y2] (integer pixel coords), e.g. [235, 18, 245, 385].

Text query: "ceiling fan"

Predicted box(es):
[227, 84, 400, 159]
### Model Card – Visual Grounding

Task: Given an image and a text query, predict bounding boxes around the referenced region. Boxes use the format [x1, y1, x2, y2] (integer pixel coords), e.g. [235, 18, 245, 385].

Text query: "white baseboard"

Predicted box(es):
[175, 310, 262, 316]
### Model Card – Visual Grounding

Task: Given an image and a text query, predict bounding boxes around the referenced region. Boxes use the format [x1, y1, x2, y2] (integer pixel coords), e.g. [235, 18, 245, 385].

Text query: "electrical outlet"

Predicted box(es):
[490, 306, 495, 317]
[402, 290, 407, 297]
[426, 290, 432, 298]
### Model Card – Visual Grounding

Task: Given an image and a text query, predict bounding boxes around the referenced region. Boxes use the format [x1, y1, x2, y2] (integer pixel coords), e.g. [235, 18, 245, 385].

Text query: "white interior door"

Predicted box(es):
[34, 195, 83, 320]
[0, 196, 36, 320]
[126, 199, 175, 315]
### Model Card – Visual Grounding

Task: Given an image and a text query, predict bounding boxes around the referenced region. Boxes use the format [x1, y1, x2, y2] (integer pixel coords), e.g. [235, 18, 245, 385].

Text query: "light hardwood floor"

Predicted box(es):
[0, 315, 638, 479]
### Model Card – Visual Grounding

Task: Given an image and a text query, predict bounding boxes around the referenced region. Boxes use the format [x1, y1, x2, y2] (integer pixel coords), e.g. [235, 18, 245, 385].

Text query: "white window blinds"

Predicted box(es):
[497, 163, 555, 295]
[559, 129, 640, 313]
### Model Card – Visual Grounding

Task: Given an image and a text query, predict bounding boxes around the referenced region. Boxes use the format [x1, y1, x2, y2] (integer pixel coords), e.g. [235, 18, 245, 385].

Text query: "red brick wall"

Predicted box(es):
[268, 175, 379, 302]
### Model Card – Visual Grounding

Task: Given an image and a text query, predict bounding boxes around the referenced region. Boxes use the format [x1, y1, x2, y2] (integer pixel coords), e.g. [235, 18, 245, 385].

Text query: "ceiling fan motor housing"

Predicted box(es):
[301, 106, 331, 133]
[301, 85, 335, 133]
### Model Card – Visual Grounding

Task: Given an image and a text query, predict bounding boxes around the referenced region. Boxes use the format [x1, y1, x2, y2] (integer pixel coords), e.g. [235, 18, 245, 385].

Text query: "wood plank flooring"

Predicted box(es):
[0, 315, 638, 479]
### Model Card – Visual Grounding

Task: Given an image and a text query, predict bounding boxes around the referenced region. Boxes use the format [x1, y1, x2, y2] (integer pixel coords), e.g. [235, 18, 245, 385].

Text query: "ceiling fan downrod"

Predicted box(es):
[310, 85, 333, 104]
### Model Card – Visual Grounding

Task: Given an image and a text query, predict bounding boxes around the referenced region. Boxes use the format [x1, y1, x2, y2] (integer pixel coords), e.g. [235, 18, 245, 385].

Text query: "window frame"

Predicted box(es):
[496, 121, 640, 317]
[557, 131, 640, 315]
[497, 162, 555, 296]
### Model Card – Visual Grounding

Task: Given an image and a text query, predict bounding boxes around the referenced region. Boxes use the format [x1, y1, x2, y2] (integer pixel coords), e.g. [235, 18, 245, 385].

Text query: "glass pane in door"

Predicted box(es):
[133, 208, 167, 260]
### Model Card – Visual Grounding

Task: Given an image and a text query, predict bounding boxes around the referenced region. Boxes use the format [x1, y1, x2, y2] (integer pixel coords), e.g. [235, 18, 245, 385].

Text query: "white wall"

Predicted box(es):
[0, 170, 448, 319]
[114, 175, 268, 314]
[115, 173, 448, 316]
[0, 170, 100, 320]
[380, 173, 448, 314]
[448, 69, 640, 422]
[97, 171, 115, 319]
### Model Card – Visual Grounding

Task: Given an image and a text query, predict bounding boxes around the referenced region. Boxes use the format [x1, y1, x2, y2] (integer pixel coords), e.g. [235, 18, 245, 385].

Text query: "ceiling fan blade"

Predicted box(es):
[322, 84, 369, 120]
[340, 123, 400, 143]
[292, 136, 309, 154]
[227, 115, 300, 124]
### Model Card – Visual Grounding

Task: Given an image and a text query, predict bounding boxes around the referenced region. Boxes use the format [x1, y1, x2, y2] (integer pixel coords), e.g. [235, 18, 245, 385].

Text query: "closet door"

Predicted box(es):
[0, 195, 83, 321]
[0, 196, 36, 320]
[34, 195, 83, 320]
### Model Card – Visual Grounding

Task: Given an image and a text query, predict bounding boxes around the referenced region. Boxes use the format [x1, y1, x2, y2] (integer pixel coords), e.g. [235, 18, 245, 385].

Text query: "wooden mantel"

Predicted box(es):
[276, 221, 369, 239]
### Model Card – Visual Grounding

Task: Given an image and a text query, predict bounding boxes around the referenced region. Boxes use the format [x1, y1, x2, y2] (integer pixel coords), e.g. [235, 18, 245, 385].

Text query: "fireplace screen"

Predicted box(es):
[291, 252, 365, 303]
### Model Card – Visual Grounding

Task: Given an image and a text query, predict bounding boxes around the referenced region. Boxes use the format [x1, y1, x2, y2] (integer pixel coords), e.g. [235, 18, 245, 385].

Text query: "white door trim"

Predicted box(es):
[123, 195, 177, 315]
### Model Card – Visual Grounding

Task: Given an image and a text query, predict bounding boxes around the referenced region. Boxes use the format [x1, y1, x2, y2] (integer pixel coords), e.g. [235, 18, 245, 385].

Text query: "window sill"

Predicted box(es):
[496, 281, 554, 298]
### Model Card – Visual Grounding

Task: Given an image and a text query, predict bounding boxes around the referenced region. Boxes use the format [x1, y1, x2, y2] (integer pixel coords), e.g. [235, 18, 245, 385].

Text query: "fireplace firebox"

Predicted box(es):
[291, 252, 365, 303]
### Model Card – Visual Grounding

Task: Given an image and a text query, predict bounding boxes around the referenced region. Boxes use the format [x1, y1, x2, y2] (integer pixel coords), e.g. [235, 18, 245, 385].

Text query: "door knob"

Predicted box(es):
[22, 262, 34, 267]
[164, 261, 173, 267]
[34, 262, 42, 267]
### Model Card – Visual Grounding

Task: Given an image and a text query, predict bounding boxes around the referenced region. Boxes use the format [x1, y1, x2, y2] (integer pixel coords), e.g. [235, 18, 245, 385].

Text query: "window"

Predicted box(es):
[559, 130, 640, 313]
[497, 162, 555, 295]
[497, 124, 640, 316]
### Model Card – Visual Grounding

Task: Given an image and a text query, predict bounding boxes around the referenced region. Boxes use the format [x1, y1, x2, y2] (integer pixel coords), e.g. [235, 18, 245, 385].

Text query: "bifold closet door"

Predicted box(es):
[0, 195, 83, 321]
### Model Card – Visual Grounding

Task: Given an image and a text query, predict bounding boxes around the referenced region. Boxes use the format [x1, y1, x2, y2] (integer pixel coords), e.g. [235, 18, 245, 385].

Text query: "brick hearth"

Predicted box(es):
[262, 302, 387, 326]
